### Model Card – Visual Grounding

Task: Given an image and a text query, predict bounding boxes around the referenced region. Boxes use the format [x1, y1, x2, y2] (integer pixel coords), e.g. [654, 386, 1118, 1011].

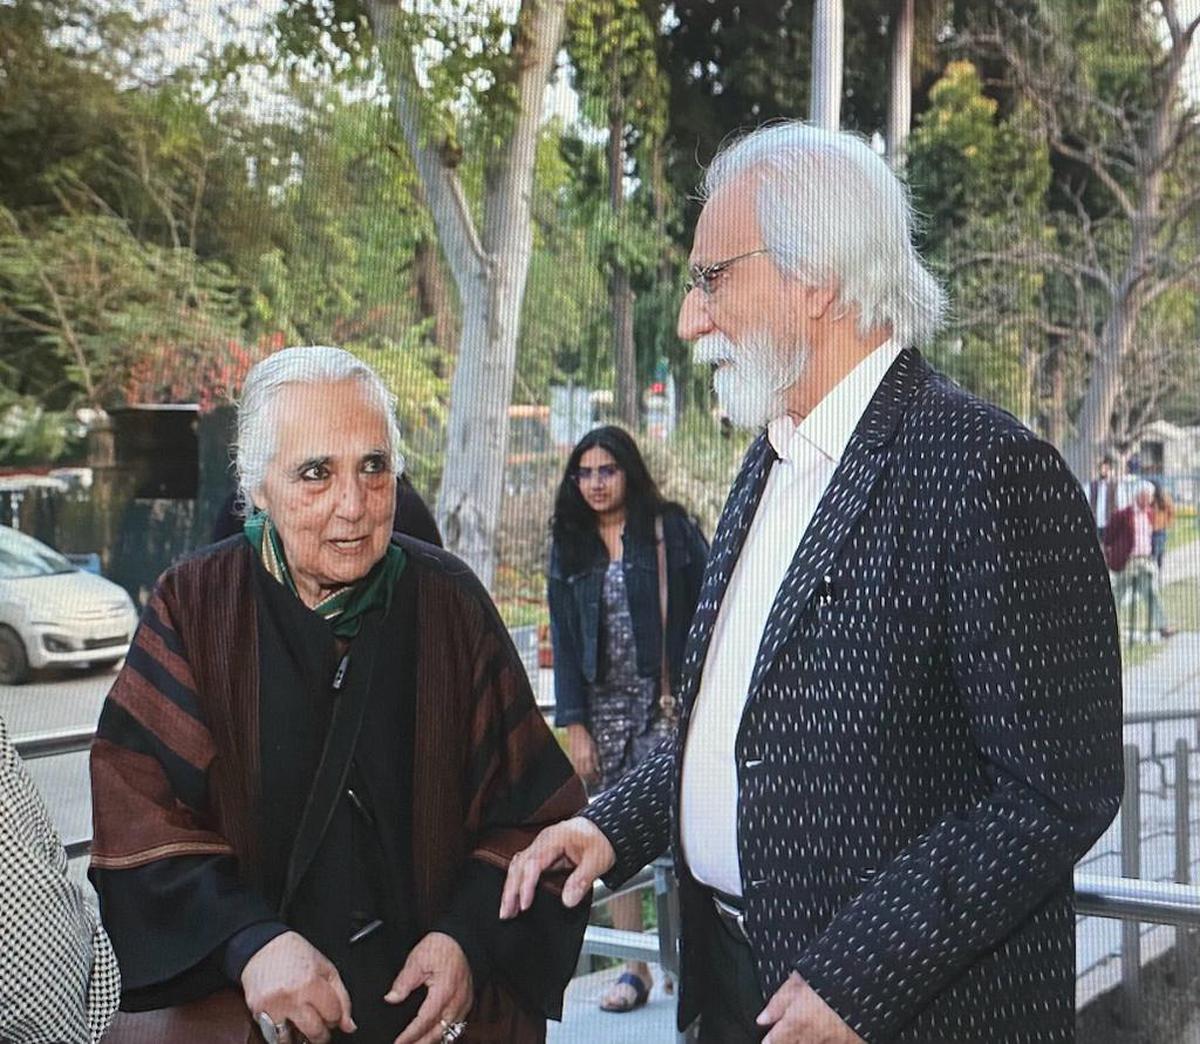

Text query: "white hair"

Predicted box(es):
[701, 121, 948, 347]
[235, 345, 405, 514]
[1135, 480, 1155, 499]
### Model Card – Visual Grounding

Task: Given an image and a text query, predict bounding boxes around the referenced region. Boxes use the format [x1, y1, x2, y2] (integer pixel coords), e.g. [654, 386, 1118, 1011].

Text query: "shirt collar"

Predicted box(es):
[767, 341, 903, 465]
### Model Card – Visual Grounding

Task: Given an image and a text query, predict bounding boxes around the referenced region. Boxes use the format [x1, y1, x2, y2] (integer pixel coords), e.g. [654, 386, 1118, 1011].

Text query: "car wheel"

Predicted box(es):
[0, 626, 31, 685]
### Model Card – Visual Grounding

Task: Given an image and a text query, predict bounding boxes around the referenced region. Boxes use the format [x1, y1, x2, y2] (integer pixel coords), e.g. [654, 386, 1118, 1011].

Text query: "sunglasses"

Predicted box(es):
[573, 464, 622, 484]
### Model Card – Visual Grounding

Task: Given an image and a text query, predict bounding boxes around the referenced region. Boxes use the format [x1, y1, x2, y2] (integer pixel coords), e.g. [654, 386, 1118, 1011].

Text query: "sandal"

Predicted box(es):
[599, 971, 651, 1012]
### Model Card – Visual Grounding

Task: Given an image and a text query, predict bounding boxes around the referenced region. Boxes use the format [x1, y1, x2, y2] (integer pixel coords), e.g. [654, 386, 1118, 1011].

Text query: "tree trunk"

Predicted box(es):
[1066, 290, 1140, 480]
[1060, 0, 1195, 480]
[810, 0, 844, 130]
[414, 234, 458, 357]
[369, 0, 567, 589]
[886, 0, 915, 166]
[1044, 343, 1067, 449]
[608, 50, 638, 429]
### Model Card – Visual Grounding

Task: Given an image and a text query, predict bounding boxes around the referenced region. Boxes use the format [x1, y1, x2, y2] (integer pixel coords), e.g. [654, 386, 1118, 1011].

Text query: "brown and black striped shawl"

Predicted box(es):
[90, 536, 587, 1041]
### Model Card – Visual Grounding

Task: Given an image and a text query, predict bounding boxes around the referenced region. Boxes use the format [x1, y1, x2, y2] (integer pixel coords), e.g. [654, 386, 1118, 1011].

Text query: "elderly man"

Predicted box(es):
[502, 122, 1123, 1043]
[92, 346, 587, 1044]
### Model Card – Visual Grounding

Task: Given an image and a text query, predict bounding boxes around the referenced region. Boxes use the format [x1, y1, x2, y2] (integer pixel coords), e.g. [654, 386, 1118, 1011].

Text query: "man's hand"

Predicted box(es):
[386, 932, 473, 1044]
[498, 816, 615, 919]
[565, 723, 600, 784]
[757, 972, 864, 1044]
[240, 931, 356, 1044]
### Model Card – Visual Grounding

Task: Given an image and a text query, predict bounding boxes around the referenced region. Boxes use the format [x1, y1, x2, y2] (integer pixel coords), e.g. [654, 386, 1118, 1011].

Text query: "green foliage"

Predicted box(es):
[342, 336, 449, 494]
[908, 62, 1049, 251]
[0, 393, 84, 466]
[907, 60, 1052, 418]
[0, 208, 244, 407]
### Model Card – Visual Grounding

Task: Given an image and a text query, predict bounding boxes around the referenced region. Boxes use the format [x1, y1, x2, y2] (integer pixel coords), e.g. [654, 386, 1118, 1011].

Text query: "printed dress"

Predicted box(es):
[589, 560, 670, 792]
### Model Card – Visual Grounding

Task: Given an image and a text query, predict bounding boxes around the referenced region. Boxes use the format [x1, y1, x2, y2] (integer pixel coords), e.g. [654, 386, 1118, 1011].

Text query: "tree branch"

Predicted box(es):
[366, 0, 489, 296]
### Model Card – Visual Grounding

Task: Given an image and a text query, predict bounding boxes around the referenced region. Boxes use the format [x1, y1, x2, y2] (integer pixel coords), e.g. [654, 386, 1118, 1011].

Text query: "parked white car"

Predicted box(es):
[0, 527, 138, 685]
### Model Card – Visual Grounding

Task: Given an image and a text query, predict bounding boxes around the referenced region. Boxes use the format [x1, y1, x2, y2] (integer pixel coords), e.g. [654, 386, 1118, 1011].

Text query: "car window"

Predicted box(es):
[0, 528, 77, 579]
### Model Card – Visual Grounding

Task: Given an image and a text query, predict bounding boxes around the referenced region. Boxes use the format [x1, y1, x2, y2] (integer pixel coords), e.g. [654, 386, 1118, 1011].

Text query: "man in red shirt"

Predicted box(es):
[1104, 480, 1176, 641]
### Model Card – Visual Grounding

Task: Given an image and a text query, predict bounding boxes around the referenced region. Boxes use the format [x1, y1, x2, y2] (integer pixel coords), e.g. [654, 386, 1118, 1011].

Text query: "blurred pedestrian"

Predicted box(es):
[1150, 480, 1175, 570]
[1105, 480, 1176, 641]
[1086, 455, 1123, 542]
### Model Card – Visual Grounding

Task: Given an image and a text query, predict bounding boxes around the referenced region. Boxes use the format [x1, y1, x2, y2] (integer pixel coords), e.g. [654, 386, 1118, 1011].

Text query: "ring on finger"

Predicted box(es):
[439, 1017, 467, 1042]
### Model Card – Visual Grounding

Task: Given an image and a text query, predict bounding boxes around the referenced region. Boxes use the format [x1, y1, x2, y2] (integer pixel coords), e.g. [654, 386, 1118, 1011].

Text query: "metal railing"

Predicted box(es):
[17, 725, 1200, 1038]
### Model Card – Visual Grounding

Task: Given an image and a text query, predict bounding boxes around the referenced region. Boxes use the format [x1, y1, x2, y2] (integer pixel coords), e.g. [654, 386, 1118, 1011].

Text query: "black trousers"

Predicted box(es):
[694, 902, 767, 1043]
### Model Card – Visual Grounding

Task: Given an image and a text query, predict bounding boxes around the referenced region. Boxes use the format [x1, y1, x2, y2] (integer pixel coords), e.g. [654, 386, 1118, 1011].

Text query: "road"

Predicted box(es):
[2, 662, 116, 888]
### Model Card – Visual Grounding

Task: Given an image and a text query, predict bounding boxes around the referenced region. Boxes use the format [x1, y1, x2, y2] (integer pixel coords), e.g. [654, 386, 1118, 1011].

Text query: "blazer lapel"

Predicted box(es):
[676, 431, 778, 718]
[746, 348, 929, 700]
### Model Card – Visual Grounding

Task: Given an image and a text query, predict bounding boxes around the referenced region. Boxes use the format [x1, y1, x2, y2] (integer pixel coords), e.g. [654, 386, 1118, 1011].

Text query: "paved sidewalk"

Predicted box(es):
[1161, 527, 1200, 587]
[1076, 532, 1200, 1008]
[548, 963, 680, 1043]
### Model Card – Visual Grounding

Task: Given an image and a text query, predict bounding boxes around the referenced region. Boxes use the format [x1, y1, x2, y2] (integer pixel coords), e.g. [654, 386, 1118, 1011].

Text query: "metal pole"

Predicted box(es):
[1176, 739, 1192, 959]
[1121, 743, 1142, 1027]
[1176, 740, 1190, 886]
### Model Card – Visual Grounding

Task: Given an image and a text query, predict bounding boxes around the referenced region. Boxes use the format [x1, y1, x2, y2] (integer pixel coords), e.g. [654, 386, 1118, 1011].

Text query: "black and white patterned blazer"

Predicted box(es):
[584, 349, 1123, 1043]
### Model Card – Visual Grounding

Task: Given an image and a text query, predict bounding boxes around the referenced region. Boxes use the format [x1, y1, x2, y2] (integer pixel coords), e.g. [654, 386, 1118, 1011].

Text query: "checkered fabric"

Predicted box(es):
[0, 716, 120, 1042]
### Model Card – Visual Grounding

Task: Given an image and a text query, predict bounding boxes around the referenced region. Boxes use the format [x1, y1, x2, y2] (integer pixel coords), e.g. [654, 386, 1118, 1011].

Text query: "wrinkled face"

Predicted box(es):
[575, 446, 627, 516]
[677, 183, 813, 429]
[1136, 490, 1153, 510]
[254, 380, 396, 605]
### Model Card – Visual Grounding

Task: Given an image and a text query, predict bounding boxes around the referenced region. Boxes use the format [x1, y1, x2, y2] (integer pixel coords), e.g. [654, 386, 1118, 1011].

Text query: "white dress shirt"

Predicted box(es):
[680, 341, 903, 896]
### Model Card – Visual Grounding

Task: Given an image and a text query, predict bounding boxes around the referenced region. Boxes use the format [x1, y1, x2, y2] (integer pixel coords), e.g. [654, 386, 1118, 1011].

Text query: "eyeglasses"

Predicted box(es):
[684, 248, 770, 297]
[573, 464, 621, 484]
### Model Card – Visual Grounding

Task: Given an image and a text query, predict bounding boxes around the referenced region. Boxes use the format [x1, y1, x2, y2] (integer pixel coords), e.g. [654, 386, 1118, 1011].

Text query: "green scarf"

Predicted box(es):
[244, 513, 406, 639]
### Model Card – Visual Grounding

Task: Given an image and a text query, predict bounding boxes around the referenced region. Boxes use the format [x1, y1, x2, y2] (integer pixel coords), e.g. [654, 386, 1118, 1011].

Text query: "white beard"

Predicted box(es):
[693, 330, 809, 429]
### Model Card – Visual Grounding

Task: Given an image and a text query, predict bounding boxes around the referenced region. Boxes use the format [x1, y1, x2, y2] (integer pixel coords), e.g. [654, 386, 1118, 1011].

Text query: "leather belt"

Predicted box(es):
[710, 889, 750, 945]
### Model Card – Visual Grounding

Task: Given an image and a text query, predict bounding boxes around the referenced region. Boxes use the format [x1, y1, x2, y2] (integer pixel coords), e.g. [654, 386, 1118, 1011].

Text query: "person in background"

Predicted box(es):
[1, 715, 120, 1043]
[91, 346, 586, 1044]
[1105, 480, 1177, 642]
[1086, 455, 1124, 542]
[1150, 480, 1175, 570]
[548, 425, 707, 1013]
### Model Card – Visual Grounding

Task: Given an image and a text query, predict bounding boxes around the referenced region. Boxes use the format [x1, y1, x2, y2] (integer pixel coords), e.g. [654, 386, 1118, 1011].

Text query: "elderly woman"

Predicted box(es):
[89, 346, 588, 1044]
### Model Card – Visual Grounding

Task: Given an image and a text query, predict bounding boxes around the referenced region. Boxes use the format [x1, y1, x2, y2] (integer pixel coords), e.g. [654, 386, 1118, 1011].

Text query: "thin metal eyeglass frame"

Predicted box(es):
[573, 464, 621, 484]
[684, 248, 771, 296]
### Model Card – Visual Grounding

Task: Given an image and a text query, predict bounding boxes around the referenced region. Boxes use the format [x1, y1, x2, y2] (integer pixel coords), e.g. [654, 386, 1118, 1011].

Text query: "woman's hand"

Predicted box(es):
[240, 931, 356, 1044]
[566, 723, 599, 783]
[386, 931, 474, 1044]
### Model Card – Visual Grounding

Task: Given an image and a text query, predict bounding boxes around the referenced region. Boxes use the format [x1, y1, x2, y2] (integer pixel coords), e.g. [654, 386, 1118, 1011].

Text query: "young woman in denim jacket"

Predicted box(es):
[547, 425, 708, 1012]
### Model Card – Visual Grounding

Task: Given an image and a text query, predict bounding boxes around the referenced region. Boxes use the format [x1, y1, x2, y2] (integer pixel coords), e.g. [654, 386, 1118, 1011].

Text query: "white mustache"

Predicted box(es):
[692, 333, 737, 366]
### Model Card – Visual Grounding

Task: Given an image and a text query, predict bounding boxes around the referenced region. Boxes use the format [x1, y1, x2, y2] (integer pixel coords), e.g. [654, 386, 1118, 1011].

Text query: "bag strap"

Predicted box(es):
[655, 515, 677, 724]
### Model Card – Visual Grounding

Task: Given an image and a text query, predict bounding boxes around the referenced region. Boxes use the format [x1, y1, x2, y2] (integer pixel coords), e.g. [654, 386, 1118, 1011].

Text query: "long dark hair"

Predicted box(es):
[550, 425, 676, 574]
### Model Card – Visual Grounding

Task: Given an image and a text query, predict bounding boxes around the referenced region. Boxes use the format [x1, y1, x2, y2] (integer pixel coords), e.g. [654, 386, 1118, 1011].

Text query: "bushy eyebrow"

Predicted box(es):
[288, 448, 390, 476]
[291, 455, 332, 477]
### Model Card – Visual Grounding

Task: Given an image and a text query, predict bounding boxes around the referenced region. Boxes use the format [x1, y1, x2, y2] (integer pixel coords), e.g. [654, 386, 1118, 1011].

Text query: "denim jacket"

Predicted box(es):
[548, 508, 708, 728]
